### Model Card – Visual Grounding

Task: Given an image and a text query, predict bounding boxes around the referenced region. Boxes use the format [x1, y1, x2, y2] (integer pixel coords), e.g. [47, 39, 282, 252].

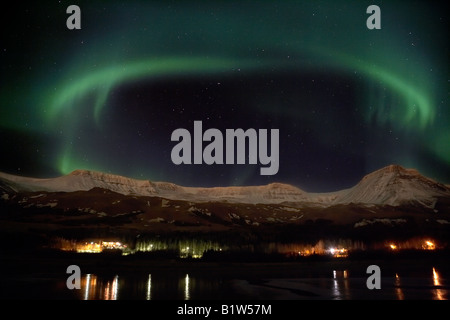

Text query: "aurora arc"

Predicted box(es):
[48, 54, 434, 128]
[46, 57, 266, 124]
[46, 51, 436, 174]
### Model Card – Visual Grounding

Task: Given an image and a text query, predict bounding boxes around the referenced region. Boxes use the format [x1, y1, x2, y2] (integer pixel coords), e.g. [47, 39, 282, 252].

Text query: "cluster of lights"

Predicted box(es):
[102, 241, 126, 250]
[388, 240, 436, 251]
[77, 242, 102, 253]
[143, 243, 223, 258]
[422, 240, 435, 250]
[295, 247, 348, 257]
[76, 241, 126, 253]
[327, 248, 348, 258]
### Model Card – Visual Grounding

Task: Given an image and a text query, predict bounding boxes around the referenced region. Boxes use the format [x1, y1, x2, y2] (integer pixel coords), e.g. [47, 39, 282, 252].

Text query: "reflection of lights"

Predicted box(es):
[104, 275, 119, 300]
[82, 274, 98, 300]
[394, 273, 404, 300]
[104, 281, 110, 300]
[146, 274, 152, 300]
[433, 268, 440, 286]
[333, 270, 348, 279]
[84, 274, 91, 300]
[432, 267, 445, 300]
[184, 274, 190, 300]
[80, 274, 122, 300]
[331, 270, 349, 299]
[332, 277, 340, 299]
[112, 275, 119, 300]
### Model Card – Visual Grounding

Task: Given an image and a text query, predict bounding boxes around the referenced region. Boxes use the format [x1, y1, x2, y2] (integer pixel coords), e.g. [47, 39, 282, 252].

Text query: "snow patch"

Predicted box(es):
[161, 199, 170, 207]
[228, 212, 241, 220]
[188, 206, 212, 216]
[36, 202, 57, 208]
[281, 206, 301, 212]
[354, 218, 407, 228]
[78, 207, 100, 214]
[30, 194, 46, 199]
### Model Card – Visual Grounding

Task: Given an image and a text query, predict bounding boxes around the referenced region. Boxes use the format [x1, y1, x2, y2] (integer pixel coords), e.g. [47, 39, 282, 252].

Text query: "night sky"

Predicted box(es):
[0, 1, 448, 192]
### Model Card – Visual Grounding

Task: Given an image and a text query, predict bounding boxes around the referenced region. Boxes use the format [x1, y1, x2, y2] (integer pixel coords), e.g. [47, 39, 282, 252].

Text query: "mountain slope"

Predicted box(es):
[177, 183, 309, 203]
[0, 170, 310, 204]
[0, 169, 158, 196]
[0, 165, 449, 207]
[334, 165, 450, 208]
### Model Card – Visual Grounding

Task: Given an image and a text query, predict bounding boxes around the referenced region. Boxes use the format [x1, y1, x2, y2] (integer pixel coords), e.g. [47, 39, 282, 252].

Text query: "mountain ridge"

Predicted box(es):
[1, 165, 449, 208]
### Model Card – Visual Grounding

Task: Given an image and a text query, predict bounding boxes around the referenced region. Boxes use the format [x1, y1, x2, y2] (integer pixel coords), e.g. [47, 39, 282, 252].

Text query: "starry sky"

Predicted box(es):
[0, 0, 448, 192]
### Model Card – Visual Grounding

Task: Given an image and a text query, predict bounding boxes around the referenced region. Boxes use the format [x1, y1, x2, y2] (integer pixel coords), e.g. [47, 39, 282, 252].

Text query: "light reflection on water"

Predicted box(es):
[394, 273, 404, 300]
[78, 273, 193, 300]
[432, 267, 445, 300]
[74, 267, 447, 300]
[332, 270, 350, 300]
[81, 274, 119, 300]
[146, 274, 151, 300]
[184, 274, 190, 300]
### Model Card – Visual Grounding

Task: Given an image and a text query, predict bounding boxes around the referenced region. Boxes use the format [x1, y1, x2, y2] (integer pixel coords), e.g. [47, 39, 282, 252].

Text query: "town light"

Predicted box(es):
[327, 247, 348, 258]
[423, 240, 435, 250]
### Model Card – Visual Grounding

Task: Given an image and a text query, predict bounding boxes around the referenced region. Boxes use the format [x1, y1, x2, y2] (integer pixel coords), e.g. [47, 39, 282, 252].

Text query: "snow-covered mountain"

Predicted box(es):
[0, 165, 449, 208]
[0, 169, 159, 196]
[332, 165, 450, 208]
[0, 169, 310, 204]
[179, 183, 310, 203]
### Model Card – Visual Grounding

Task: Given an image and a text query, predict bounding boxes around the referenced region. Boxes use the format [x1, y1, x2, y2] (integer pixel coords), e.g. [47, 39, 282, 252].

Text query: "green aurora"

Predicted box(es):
[0, 0, 448, 188]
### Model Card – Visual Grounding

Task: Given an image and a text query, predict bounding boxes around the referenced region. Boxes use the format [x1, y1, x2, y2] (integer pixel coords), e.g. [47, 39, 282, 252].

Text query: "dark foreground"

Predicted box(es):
[1, 249, 449, 300]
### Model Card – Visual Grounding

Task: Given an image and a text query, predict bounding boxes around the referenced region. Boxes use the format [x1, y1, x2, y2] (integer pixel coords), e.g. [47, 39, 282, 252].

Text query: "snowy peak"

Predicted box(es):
[360, 165, 420, 182]
[335, 165, 450, 207]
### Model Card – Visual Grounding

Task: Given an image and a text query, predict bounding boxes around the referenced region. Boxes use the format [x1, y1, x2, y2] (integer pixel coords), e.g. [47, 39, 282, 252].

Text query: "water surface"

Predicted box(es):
[1, 267, 447, 300]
